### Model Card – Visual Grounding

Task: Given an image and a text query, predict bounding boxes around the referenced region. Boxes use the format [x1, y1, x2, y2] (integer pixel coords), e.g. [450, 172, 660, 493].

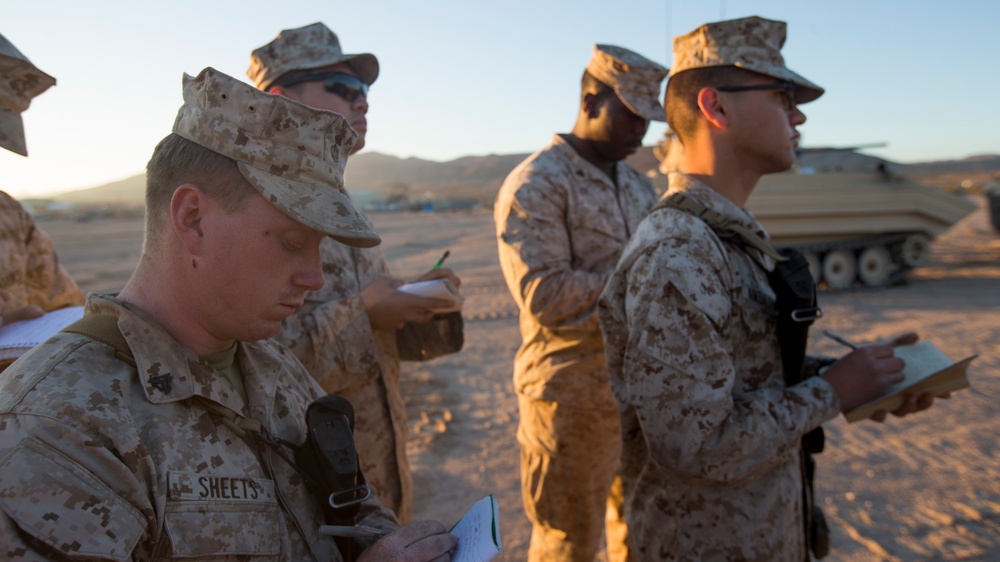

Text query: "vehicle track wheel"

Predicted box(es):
[822, 250, 856, 289]
[900, 234, 931, 267]
[857, 245, 892, 287]
[804, 253, 821, 283]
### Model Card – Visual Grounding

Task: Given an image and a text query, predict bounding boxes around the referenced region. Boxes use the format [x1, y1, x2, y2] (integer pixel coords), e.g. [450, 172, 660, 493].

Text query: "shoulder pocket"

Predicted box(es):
[0, 438, 146, 561]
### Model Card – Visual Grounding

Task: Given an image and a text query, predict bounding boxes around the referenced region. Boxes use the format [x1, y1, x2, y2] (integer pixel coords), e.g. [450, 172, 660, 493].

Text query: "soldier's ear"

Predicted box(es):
[170, 183, 208, 255]
[697, 87, 728, 129]
[582, 92, 602, 118]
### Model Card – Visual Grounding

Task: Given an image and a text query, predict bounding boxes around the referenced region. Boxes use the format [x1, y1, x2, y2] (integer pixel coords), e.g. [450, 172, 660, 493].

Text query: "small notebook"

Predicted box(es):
[843, 341, 976, 422]
[0, 306, 85, 362]
[397, 279, 464, 313]
[450, 494, 502, 562]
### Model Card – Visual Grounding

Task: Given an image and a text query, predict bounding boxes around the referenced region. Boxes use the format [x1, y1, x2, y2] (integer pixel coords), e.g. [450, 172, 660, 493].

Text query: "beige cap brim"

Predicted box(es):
[616, 89, 666, 122]
[735, 63, 824, 104]
[237, 161, 381, 248]
[0, 108, 27, 156]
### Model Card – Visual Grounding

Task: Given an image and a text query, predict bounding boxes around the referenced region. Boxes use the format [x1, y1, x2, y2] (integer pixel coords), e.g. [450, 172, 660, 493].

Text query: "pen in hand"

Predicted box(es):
[823, 329, 858, 350]
[432, 250, 450, 269]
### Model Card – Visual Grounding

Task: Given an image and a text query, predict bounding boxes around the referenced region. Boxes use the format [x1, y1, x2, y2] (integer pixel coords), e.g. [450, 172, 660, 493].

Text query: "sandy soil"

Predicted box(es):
[41, 195, 1000, 561]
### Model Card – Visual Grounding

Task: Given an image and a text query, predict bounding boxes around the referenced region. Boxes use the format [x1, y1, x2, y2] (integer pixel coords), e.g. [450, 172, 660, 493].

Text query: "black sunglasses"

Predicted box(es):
[279, 71, 369, 102]
[716, 81, 797, 110]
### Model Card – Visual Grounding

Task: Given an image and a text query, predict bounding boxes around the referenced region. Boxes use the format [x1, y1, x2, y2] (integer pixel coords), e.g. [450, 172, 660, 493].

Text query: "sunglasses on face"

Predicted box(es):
[716, 81, 797, 111]
[280, 71, 370, 102]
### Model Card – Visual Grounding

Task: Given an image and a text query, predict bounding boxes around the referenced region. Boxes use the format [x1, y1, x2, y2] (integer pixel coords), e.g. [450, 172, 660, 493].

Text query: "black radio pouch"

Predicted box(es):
[767, 247, 829, 559]
[294, 395, 371, 561]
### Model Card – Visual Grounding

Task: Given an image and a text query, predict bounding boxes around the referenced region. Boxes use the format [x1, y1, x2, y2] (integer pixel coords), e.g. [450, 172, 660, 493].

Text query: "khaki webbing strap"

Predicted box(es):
[63, 314, 137, 367]
[194, 396, 264, 435]
[652, 192, 788, 262]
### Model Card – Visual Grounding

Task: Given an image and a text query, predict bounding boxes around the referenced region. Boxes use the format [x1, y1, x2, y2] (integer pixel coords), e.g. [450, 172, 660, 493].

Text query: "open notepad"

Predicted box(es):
[451, 494, 502, 562]
[397, 279, 464, 313]
[0, 306, 84, 364]
[844, 340, 977, 422]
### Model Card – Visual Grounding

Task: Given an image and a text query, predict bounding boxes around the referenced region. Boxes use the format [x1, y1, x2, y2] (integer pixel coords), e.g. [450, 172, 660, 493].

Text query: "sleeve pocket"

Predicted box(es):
[0, 438, 146, 561]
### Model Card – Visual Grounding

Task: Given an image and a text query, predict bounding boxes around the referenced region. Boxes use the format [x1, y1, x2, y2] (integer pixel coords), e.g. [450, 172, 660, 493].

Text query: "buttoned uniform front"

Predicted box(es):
[275, 239, 415, 523]
[0, 191, 83, 313]
[494, 134, 657, 560]
[0, 293, 398, 560]
[598, 173, 841, 561]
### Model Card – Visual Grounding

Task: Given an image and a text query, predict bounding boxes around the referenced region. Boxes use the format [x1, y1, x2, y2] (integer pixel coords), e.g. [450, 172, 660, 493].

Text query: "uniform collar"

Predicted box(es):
[666, 172, 771, 242]
[551, 134, 624, 186]
[85, 293, 253, 416]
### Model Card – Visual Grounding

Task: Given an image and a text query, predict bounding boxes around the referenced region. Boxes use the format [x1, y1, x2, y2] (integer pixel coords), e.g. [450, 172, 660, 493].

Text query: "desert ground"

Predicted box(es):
[42, 194, 999, 561]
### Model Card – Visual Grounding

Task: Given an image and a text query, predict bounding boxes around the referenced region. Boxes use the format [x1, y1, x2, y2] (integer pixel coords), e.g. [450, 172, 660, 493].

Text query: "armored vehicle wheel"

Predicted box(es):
[900, 234, 931, 267]
[857, 245, 892, 286]
[822, 250, 856, 289]
[805, 252, 821, 283]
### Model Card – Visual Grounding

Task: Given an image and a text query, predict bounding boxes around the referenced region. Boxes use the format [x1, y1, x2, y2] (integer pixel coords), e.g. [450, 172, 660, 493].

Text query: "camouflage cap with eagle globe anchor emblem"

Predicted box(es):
[670, 15, 825, 104]
[172, 67, 381, 248]
[586, 44, 668, 122]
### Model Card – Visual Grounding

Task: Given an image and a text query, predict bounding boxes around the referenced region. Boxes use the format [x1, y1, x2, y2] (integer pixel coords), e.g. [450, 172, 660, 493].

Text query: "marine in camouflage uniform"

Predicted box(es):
[0, 67, 457, 560]
[249, 24, 462, 524]
[599, 16, 933, 561]
[0, 33, 84, 333]
[494, 45, 666, 562]
[0, 293, 398, 560]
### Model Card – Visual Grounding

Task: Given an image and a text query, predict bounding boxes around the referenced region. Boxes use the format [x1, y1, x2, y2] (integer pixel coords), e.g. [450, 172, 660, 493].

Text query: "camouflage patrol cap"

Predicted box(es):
[586, 44, 668, 122]
[0, 32, 56, 156]
[670, 16, 824, 104]
[248, 23, 379, 91]
[172, 68, 381, 248]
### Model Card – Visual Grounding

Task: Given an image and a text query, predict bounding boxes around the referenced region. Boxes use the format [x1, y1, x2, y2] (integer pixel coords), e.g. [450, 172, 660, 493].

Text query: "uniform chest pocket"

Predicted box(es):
[163, 501, 283, 558]
[163, 472, 284, 558]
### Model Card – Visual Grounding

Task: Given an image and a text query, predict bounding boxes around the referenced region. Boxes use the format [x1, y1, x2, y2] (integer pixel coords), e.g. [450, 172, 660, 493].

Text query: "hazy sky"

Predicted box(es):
[3, 0, 998, 198]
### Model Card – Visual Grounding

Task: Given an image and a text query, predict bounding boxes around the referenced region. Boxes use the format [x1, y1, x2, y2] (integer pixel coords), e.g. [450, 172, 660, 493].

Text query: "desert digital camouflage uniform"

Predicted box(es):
[0, 191, 83, 312]
[275, 240, 414, 523]
[598, 174, 841, 561]
[250, 23, 414, 523]
[0, 33, 84, 316]
[0, 294, 398, 560]
[495, 131, 657, 559]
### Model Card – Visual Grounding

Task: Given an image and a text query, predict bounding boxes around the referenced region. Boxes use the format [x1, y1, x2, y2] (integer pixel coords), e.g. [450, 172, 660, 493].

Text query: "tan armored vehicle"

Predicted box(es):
[749, 168, 976, 288]
[656, 136, 978, 288]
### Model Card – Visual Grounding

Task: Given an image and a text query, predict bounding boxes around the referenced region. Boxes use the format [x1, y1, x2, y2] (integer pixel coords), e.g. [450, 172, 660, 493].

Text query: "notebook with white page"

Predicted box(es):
[450, 494, 502, 562]
[0, 306, 85, 362]
[397, 279, 464, 313]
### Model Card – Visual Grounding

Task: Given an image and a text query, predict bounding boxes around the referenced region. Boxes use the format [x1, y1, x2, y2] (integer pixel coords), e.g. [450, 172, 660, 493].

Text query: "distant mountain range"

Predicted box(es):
[40, 148, 1000, 207]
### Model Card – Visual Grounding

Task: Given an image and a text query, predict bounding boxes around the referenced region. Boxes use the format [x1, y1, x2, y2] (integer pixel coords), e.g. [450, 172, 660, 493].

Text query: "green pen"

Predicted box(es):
[433, 250, 450, 269]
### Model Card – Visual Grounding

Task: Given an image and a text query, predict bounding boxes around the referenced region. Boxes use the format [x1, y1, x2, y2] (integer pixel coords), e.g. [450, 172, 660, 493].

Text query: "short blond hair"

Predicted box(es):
[143, 133, 254, 246]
